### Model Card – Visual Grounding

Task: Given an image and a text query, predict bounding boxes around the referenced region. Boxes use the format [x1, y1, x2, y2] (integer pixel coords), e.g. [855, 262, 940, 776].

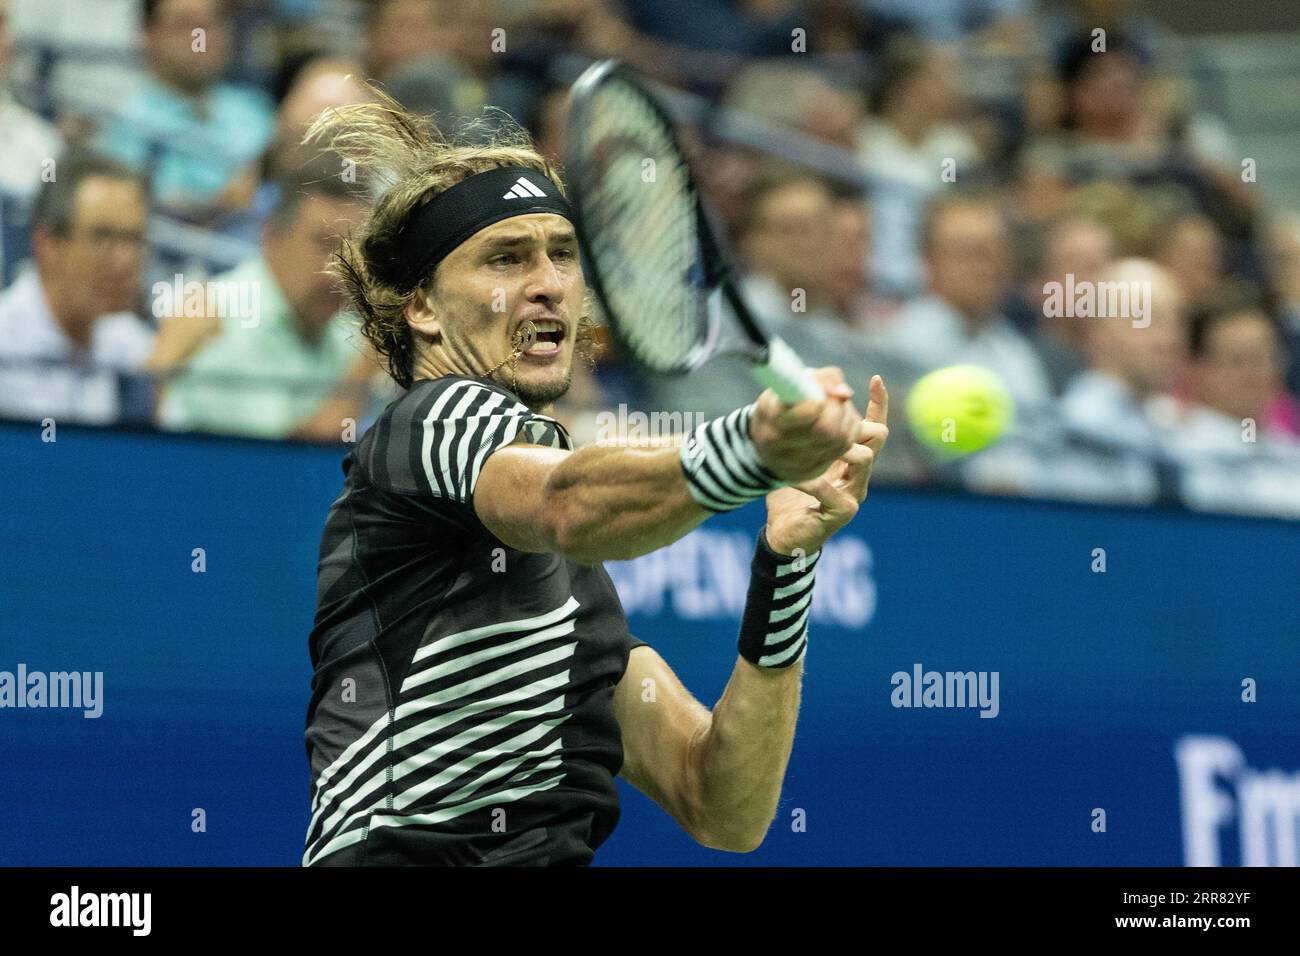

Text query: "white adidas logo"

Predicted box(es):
[502, 176, 547, 199]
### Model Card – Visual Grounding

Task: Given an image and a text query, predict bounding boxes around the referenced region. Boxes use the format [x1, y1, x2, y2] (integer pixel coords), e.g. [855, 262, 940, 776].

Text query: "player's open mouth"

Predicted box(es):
[522, 319, 566, 357]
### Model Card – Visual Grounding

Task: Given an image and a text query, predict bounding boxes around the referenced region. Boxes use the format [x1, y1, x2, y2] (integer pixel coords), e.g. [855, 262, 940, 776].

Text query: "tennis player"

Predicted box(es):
[301, 92, 889, 866]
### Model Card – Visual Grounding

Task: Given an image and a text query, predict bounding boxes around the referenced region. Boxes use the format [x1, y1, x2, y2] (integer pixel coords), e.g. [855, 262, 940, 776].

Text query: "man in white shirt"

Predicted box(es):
[0, 152, 154, 425]
[964, 259, 1189, 505]
[0, 0, 62, 202]
[856, 38, 983, 295]
[0, 0, 65, 286]
[873, 192, 1053, 411]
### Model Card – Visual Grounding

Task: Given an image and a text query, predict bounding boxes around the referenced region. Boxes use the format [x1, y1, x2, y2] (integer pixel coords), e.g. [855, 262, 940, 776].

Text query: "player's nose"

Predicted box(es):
[525, 253, 567, 305]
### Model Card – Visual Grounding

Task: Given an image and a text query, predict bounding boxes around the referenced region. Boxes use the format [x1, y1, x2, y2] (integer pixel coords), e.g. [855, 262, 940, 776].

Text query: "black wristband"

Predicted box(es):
[736, 531, 820, 668]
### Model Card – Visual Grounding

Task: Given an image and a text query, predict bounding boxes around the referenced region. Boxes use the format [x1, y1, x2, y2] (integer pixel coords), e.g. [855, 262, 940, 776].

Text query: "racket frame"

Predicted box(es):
[566, 59, 824, 403]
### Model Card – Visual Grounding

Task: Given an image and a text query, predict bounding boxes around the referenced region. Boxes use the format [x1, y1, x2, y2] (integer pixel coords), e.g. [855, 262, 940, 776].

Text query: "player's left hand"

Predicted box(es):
[763, 375, 889, 556]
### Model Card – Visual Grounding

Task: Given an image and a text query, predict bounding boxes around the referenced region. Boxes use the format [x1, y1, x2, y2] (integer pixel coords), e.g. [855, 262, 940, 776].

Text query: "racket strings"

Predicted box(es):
[576, 81, 707, 371]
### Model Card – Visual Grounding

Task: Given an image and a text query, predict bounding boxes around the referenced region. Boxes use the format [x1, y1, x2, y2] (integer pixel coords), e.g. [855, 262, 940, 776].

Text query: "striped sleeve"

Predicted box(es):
[407, 377, 535, 504]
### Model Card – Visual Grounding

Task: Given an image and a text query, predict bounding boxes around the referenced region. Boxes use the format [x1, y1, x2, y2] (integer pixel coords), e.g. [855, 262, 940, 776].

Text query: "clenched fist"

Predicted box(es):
[765, 374, 890, 557]
[749, 367, 872, 483]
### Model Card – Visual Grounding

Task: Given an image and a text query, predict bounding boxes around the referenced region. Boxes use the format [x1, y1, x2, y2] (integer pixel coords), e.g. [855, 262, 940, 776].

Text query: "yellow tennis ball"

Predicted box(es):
[906, 364, 1014, 457]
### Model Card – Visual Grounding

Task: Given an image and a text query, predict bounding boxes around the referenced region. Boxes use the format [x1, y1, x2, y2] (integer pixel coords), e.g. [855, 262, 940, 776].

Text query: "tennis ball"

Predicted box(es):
[906, 364, 1014, 457]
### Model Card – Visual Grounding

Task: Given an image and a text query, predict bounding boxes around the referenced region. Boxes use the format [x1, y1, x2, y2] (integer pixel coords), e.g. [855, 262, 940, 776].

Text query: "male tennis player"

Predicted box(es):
[301, 93, 889, 866]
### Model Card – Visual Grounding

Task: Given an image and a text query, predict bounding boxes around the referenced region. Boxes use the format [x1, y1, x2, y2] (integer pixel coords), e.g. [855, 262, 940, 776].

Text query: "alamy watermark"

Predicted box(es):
[0, 664, 103, 718]
[152, 274, 262, 328]
[50, 886, 150, 935]
[890, 662, 1000, 718]
[594, 404, 707, 447]
[1043, 274, 1152, 328]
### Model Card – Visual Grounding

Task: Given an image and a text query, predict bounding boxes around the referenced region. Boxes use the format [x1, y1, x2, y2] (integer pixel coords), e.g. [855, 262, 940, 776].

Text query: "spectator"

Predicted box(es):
[1023, 31, 1256, 259]
[725, 62, 862, 151]
[209, 56, 371, 249]
[152, 158, 378, 440]
[857, 37, 981, 194]
[364, 0, 440, 82]
[502, 0, 678, 95]
[871, 192, 1053, 410]
[0, 152, 154, 425]
[95, 0, 275, 223]
[856, 37, 982, 295]
[967, 259, 1188, 504]
[1007, 214, 1116, 394]
[1167, 298, 1300, 517]
[383, 56, 491, 142]
[1264, 213, 1300, 399]
[634, 167, 929, 482]
[0, 0, 64, 285]
[1065, 179, 1164, 257]
[0, 0, 61, 200]
[1184, 298, 1300, 441]
[1061, 259, 1187, 455]
[634, 168, 843, 415]
[265, 56, 369, 179]
[364, 0, 532, 127]
[733, 168, 844, 328]
[1152, 211, 1224, 316]
[1040, 0, 1168, 64]
[821, 196, 874, 326]
[803, 0, 911, 66]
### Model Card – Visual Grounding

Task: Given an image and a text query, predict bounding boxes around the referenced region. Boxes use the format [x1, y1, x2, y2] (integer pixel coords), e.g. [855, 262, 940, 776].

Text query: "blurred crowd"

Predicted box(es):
[1, 0, 1298, 518]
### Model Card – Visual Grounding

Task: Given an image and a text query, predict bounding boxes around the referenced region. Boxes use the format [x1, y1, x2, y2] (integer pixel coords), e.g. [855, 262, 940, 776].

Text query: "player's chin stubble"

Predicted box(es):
[505, 363, 572, 409]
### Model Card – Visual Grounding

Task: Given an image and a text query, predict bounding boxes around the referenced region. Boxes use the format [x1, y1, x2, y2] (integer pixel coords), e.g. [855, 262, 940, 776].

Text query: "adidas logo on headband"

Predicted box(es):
[503, 176, 547, 199]
[392, 166, 573, 290]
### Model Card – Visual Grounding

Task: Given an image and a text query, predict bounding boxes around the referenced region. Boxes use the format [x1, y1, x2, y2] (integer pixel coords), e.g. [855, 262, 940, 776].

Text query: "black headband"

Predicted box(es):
[391, 166, 573, 291]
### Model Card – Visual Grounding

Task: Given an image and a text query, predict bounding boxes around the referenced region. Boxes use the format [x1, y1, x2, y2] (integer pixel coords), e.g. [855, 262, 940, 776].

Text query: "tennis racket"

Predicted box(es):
[565, 59, 825, 404]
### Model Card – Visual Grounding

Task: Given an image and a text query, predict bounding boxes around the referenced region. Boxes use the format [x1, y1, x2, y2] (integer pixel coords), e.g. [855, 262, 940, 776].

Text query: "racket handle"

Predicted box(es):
[754, 337, 825, 404]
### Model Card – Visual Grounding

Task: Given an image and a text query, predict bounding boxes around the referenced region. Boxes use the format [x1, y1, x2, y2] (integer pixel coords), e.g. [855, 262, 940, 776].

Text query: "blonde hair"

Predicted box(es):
[303, 83, 597, 389]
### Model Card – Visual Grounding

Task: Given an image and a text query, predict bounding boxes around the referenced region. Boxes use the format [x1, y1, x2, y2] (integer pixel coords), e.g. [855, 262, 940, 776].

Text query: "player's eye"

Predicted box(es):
[488, 252, 518, 266]
[551, 247, 576, 261]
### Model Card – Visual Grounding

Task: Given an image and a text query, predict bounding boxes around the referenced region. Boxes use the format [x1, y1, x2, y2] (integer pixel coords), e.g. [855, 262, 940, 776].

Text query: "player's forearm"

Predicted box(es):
[544, 441, 708, 564]
[688, 655, 802, 852]
[486, 402, 790, 562]
[685, 531, 815, 851]
[546, 402, 796, 563]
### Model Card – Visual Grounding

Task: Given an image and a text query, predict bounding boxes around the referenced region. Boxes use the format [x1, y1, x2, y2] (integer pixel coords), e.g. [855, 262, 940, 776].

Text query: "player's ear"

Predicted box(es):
[404, 290, 442, 341]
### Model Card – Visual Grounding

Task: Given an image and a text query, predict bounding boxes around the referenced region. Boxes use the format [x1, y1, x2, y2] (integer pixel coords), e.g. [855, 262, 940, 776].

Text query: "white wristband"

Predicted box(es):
[679, 404, 783, 513]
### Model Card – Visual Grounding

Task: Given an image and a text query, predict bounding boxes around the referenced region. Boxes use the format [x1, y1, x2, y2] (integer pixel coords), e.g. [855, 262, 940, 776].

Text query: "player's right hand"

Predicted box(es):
[749, 366, 869, 484]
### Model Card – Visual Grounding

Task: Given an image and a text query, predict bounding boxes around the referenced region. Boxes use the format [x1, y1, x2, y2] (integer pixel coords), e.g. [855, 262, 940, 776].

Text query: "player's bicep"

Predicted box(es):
[613, 644, 712, 840]
[472, 442, 569, 553]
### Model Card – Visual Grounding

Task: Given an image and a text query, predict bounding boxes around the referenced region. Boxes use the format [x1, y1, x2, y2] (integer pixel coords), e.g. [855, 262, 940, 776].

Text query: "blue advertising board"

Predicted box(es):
[1, 421, 1296, 865]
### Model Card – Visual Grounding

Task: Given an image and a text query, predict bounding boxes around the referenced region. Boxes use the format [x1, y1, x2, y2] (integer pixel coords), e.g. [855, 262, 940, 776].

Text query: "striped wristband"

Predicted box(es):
[679, 404, 784, 513]
[737, 531, 820, 668]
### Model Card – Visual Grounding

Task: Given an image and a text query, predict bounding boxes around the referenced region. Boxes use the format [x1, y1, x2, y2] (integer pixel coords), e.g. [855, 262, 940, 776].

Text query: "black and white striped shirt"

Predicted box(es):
[303, 374, 646, 866]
